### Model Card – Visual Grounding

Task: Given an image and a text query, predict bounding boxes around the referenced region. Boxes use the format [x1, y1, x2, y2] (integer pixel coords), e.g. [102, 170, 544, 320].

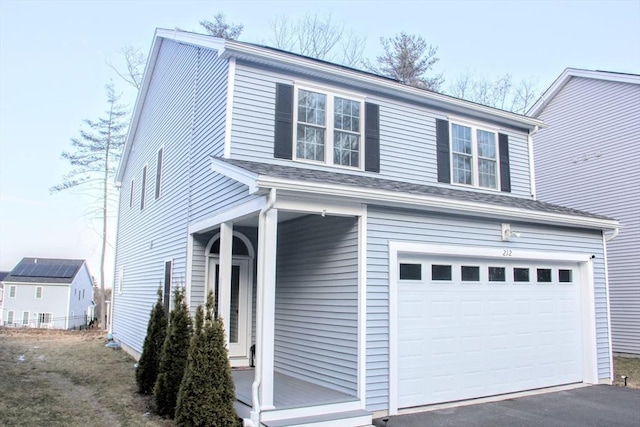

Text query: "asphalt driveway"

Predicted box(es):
[373, 385, 640, 427]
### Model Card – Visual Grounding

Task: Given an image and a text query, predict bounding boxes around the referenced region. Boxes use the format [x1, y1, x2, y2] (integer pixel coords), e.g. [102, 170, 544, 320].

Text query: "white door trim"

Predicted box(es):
[388, 242, 598, 415]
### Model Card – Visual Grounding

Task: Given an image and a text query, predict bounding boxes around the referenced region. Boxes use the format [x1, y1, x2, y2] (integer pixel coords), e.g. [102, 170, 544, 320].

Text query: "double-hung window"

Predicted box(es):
[295, 87, 363, 168]
[451, 122, 499, 190]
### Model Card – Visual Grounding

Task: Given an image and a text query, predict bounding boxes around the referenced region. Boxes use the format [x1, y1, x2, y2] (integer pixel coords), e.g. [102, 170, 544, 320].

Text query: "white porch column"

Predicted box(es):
[218, 222, 233, 345]
[257, 207, 278, 409]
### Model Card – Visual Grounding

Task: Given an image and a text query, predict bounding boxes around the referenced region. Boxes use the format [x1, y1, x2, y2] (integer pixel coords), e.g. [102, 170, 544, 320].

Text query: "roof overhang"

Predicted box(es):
[528, 67, 640, 117]
[210, 158, 619, 232]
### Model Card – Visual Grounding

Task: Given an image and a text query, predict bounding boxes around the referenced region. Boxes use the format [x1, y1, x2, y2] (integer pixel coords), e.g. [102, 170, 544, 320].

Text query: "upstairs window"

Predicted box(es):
[9, 285, 16, 298]
[451, 123, 499, 190]
[155, 147, 163, 200]
[129, 179, 135, 208]
[140, 165, 148, 210]
[35, 286, 43, 299]
[436, 118, 510, 192]
[295, 87, 363, 168]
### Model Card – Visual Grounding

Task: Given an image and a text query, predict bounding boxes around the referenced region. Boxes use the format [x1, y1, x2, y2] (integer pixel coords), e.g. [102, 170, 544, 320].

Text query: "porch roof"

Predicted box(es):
[210, 157, 619, 231]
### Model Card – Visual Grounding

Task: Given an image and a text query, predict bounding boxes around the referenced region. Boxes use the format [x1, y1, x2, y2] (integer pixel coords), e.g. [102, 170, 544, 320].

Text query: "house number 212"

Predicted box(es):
[503, 250, 512, 257]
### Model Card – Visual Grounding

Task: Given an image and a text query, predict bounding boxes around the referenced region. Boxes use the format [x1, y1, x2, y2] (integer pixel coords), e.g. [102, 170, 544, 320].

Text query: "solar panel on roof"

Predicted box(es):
[12, 262, 78, 278]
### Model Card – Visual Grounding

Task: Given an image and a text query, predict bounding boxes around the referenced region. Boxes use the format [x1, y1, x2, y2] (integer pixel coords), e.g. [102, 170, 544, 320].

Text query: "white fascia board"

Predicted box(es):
[528, 67, 640, 117]
[116, 29, 227, 184]
[188, 196, 266, 234]
[255, 176, 619, 231]
[116, 32, 164, 184]
[221, 42, 544, 131]
[209, 157, 259, 193]
[154, 28, 226, 53]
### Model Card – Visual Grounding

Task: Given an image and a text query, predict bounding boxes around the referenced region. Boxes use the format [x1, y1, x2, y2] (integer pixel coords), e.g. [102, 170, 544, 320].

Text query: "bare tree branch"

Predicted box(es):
[107, 46, 146, 90]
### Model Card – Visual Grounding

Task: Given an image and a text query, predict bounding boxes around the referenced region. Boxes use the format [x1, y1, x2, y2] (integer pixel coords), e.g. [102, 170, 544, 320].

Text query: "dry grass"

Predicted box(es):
[0, 327, 172, 427]
[613, 355, 640, 389]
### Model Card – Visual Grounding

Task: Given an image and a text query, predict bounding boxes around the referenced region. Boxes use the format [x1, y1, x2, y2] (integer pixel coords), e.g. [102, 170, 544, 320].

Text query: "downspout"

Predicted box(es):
[528, 125, 540, 200]
[602, 229, 616, 385]
[248, 188, 276, 427]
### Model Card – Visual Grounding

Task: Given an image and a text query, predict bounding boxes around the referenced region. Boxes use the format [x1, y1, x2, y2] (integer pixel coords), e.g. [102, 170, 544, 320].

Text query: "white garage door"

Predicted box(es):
[397, 256, 583, 408]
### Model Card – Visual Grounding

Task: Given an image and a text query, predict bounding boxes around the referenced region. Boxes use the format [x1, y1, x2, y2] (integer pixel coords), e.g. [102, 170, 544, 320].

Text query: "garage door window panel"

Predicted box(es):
[461, 266, 480, 282]
[513, 268, 530, 283]
[432, 264, 452, 281]
[488, 267, 506, 282]
[537, 268, 552, 283]
[400, 263, 422, 280]
[559, 269, 573, 283]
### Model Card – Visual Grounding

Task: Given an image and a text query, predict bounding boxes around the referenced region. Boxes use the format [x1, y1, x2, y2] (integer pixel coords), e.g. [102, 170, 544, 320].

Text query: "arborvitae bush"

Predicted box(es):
[154, 288, 193, 418]
[175, 291, 238, 426]
[136, 289, 167, 394]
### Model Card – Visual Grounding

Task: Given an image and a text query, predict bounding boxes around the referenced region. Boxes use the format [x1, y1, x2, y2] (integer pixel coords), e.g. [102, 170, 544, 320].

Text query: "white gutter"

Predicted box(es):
[254, 176, 619, 231]
[249, 188, 276, 427]
[605, 228, 620, 242]
[528, 125, 540, 200]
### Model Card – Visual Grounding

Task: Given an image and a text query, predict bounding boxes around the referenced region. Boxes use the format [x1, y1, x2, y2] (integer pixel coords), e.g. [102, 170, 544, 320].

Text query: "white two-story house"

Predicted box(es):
[2, 258, 94, 329]
[112, 29, 619, 427]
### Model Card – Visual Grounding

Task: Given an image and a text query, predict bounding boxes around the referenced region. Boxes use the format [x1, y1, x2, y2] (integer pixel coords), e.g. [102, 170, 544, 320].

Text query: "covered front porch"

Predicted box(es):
[186, 192, 370, 426]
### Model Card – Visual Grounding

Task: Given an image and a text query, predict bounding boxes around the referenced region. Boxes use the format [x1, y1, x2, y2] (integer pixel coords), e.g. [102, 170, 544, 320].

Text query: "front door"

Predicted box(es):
[208, 258, 251, 363]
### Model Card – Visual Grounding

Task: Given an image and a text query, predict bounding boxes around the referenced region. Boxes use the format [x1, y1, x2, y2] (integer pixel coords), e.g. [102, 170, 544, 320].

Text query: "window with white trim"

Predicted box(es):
[7, 311, 14, 324]
[9, 285, 16, 298]
[451, 122, 499, 189]
[140, 165, 148, 210]
[22, 311, 29, 325]
[37, 312, 52, 326]
[129, 179, 135, 208]
[155, 147, 163, 200]
[295, 87, 363, 168]
[35, 286, 43, 299]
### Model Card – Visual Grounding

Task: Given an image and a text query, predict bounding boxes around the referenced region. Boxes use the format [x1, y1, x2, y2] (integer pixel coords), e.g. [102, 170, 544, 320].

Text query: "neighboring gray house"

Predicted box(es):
[112, 30, 619, 426]
[529, 68, 640, 356]
[1, 258, 94, 329]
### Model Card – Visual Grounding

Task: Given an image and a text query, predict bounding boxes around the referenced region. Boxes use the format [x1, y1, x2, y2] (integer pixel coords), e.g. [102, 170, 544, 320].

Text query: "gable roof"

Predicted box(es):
[4, 258, 85, 284]
[528, 68, 640, 117]
[211, 157, 618, 231]
[116, 28, 545, 184]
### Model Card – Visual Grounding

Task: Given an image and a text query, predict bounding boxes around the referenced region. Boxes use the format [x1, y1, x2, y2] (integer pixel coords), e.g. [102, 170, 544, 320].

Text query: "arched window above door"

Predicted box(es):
[209, 235, 250, 256]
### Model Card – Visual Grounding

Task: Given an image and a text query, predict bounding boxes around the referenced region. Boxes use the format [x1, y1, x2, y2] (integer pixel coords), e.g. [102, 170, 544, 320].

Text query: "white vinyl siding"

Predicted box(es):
[534, 75, 640, 354]
[229, 61, 533, 197]
[275, 215, 359, 395]
[112, 40, 259, 355]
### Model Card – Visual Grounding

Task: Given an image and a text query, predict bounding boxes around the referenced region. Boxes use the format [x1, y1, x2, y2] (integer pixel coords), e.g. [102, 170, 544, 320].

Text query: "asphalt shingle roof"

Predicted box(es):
[219, 158, 614, 222]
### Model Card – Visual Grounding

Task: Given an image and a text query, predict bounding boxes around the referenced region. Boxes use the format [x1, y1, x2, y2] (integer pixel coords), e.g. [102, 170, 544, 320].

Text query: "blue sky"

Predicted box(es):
[1, 0, 639, 285]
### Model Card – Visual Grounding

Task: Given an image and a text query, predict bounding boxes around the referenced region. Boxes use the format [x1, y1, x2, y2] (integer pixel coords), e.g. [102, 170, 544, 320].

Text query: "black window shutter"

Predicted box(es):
[274, 83, 293, 160]
[436, 119, 450, 183]
[364, 102, 380, 173]
[498, 133, 511, 193]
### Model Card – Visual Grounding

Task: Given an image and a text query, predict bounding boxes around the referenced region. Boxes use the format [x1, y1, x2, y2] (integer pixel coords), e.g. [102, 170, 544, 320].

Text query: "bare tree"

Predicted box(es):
[107, 45, 146, 90]
[366, 32, 444, 91]
[200, 13, 243, 39]
[448, 71, 538, 114]
[51, 83, 128, 328]
[269, 13, 366, 67]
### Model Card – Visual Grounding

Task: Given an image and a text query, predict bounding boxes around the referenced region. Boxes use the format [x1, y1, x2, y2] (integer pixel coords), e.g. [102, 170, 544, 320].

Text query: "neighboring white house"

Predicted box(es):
[1, 258, 94, 329]
[529, 68, 640, 356]
[112, 30, 619, 426]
